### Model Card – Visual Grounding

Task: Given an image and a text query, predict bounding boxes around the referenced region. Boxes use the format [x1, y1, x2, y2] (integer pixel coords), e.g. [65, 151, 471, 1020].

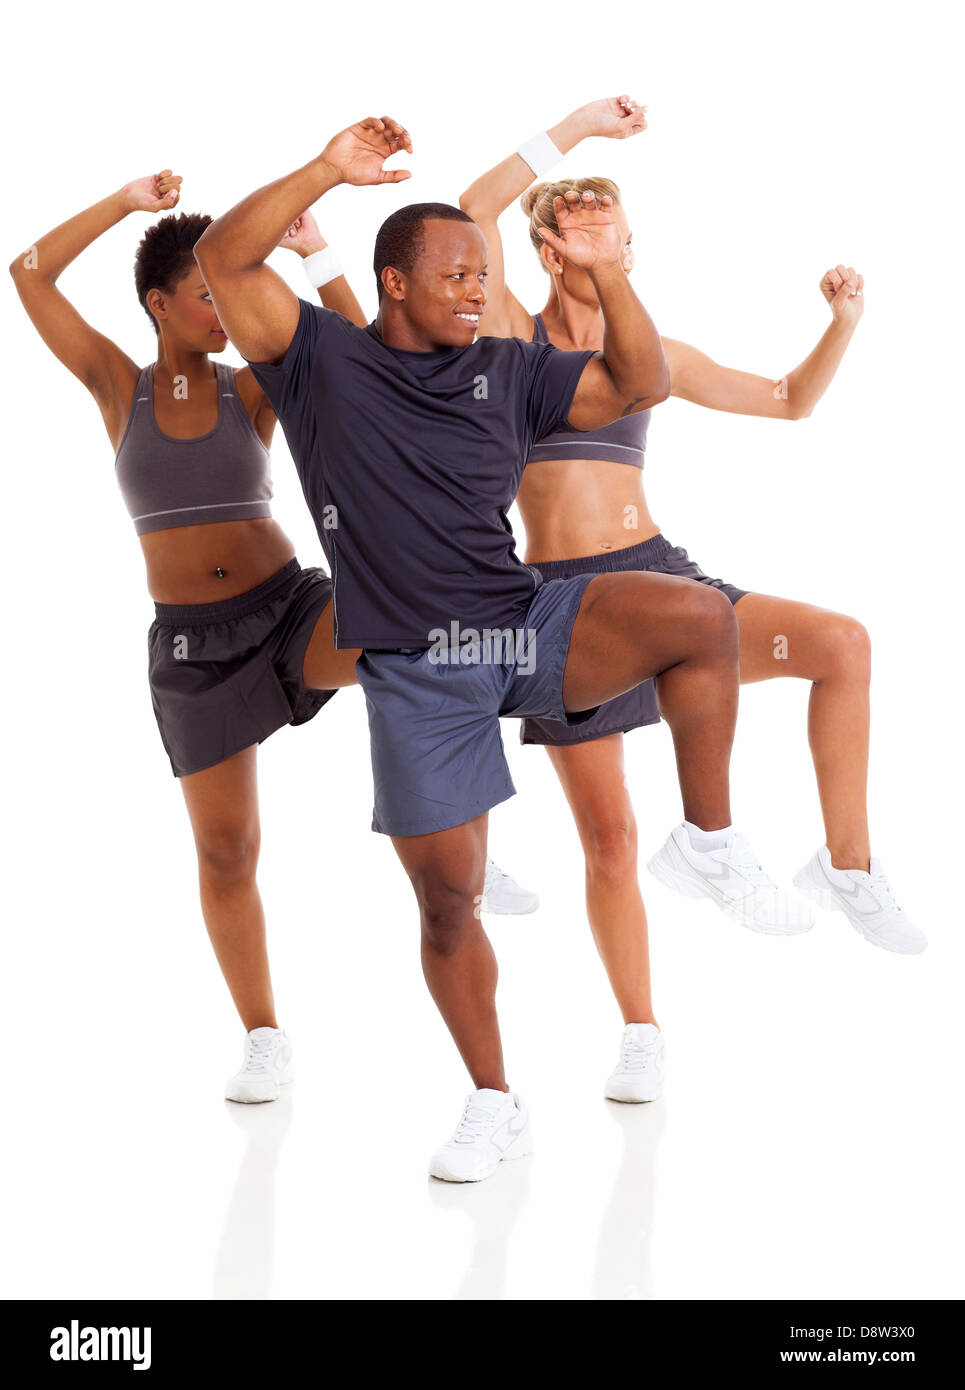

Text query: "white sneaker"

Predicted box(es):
[793, 847, 927, 954]
[429, 1089, 533, 1183]
[224, 1026, 294, 1104]
[605, 1023, 666, 1103]
[481, 859, 539, 915]
[647, 824, 814, 935]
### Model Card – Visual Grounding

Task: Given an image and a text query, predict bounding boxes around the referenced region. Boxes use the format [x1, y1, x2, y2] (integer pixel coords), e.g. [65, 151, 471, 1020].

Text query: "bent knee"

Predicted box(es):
[682, 583, 740, 653]
[820, 615, 871, 682]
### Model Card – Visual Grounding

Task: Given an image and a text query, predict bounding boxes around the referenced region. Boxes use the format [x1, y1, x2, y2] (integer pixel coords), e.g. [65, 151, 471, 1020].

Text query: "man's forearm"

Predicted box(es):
[589, 264, 670, 407]
[198, 156, 341, 272]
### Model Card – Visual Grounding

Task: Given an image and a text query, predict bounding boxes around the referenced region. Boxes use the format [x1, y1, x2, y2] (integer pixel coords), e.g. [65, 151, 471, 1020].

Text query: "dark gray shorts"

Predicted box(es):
[355, 573, 598, 837]
[148, 558, 338, 778]
[520, 533, 747, 747]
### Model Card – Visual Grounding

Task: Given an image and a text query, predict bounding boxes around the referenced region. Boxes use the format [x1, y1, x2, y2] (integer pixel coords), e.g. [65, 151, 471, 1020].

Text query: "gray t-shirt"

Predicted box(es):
[249, 299, 595, 649]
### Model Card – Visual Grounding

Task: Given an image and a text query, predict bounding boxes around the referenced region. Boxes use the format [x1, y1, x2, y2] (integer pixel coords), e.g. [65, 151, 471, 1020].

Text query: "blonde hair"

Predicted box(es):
[519, 177, 623, 270]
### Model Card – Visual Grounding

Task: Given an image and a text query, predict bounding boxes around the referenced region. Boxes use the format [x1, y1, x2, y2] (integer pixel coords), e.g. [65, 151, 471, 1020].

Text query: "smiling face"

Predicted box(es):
[385, 218, 489, 349]
[147, 267, 227, 351]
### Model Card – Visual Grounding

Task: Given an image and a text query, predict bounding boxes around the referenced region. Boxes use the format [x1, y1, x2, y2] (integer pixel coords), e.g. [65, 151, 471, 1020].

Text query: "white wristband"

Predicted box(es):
[302, 247, 344, 289]
[516, 130, 564, 179]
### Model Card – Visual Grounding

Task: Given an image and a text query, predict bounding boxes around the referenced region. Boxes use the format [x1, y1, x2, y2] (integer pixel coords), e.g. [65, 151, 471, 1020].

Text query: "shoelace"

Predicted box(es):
[621, 1037, 660, 1073]
[869, 868, 901, 912]
[243, 1034, 277, 1073]
[726, 838, 780, 890]
[452, 1097, 502, 1144]
[485, 859, 510, 890]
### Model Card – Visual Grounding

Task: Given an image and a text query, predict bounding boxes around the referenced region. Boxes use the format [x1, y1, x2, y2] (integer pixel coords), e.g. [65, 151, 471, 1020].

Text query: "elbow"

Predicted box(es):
[649, 365, 672, 407]
[786, 402, 813, 421]
[193, 222, 223, 275]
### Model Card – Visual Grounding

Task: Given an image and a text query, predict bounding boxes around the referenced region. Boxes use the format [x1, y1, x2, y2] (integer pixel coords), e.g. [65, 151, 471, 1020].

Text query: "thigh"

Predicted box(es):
[735, 592, 863, 684]
[563, 570, 734, 710]
[301, 599, 362, 690]
[357, 650, 515, 837]
[180, 744, 261, 846]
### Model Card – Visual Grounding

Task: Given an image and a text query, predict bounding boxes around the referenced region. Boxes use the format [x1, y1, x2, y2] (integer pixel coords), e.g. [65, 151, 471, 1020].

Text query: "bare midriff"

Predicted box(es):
[139, 517, 298, 605]
[517, 458, 660, 564]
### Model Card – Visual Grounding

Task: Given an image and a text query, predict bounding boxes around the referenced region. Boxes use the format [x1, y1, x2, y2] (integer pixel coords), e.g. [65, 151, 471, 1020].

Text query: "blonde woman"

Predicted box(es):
[454, 96, 925, 1096]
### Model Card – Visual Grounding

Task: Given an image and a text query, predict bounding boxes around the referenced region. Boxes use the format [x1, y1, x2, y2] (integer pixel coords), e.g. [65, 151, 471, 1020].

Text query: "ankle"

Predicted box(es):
[827, 844, 871, 873]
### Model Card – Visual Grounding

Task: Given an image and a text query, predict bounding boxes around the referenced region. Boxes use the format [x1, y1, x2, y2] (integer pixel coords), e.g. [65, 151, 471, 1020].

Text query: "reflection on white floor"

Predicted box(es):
[427, 1148, 533, 1301]
[206, 1091, 665, 1301]
[212, 1096, 293, 1300]
[592, 1102, 665, 1301]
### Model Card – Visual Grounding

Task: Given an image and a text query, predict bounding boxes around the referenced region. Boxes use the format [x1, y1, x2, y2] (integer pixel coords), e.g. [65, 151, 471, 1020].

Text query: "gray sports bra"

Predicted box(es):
[115, 361, 273, 535]
[527, 312, 650, 467]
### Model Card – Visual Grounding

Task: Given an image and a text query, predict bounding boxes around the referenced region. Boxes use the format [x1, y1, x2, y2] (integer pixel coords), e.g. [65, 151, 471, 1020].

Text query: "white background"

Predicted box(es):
[2, 0, 963, 1300]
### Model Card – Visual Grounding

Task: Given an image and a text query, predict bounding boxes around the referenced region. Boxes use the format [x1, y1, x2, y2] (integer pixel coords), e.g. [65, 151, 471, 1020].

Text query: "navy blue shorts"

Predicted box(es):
[355, 573, 598, 836]
[520, 533, 747, 747]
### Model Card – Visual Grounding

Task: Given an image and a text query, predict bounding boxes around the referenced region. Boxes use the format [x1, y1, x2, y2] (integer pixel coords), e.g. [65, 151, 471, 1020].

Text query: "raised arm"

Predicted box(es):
[459, 96, 647, 339]
[194, 116, 411, 365]
[542, 191, 669, 428]
[9, 171, 181, 443]
[277, 208, 369, 328]
[663, 265, 865, 421]
[232, 206, 373, 444]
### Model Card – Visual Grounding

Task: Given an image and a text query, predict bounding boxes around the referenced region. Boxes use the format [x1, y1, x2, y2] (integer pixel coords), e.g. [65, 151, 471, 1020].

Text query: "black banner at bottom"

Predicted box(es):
[4, 1298, 955, 1376]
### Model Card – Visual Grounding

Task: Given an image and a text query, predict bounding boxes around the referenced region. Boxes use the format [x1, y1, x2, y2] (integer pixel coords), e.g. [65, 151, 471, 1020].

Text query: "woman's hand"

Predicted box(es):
[119, 170, 182, 214]
[319, 116, 412, 186]
[278, 209, 325, 257]
[573, 95, 648, 140]
[538, 190, 624, 271]
[821, 263, 865, 325]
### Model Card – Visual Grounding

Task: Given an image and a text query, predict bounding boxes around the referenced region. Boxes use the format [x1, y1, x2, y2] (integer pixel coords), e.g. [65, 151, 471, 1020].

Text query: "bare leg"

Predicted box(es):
[180, 746, 276, 1031]
[177, 598, 359, 1033]
[392, 813, 507, 1091]
[735, 593, 872, 871]
[301, 598, 362, 689]
[546, 735, 656, 1025]
[562, 572, 740, 830]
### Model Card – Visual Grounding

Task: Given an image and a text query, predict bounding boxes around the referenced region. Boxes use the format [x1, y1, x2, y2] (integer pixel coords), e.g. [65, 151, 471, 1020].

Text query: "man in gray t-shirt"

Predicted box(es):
[197, 115, 741, 1181]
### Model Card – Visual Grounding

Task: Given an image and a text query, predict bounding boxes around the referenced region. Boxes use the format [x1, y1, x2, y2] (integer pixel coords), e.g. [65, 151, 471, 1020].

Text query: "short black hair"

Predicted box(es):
[373, 203, 476, 301]
[134, 212, 212, 331]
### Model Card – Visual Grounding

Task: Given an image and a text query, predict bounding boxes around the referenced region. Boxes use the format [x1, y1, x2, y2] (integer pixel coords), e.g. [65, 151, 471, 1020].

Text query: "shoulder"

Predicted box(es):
[279, 297, 361, 351]
[307, 300, 363, 337]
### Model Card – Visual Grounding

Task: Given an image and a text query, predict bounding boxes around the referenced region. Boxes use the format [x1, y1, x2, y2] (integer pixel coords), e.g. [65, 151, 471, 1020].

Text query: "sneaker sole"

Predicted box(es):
[480, 900, 540, 916]
[792, 871, 927, 955]
[429, 1125, 533, 1183]
[647, 848, 812, 936]
[605, 1082, 663, 1103]
[224, 1074, 293, 1104]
